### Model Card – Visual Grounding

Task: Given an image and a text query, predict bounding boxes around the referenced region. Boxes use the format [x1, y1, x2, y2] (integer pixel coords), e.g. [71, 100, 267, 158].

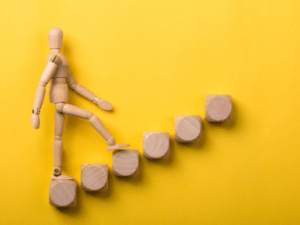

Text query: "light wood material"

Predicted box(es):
[48, 27, 63, 49]
[174, 115, 202, 142]
[66, 72, 113, 111]
[205, 95, 232, 122]
[51, 174, 74, 180]
[143, 132, 170, 159]
[67, 71, 96, 101]
[57, 103, 116, 142]
[112, 149, 139, 176]
[53, 111, 64, 176]
[107, 143, 130, 151]
[98, 100, 113, 111]
[53, 140, 63, 176]
[81, 164, 108, 191]
[49, 176, 76, 207]
[93, 97, 113, 111]
[30, 114, 40, 129]
[49, 78, 69, 103]
[60, 103, 90, 119]
[89, 114, 113, 141]
[40, 61, 59, 84]
[31, 59, 60, 129]
[34, 61, 59, 108]
[54, 111, 64, 138]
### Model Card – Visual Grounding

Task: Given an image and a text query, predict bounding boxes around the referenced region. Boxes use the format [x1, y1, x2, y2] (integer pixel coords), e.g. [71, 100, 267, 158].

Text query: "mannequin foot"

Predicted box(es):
[51, 174, 75, 180]
[106, 143, 130, 151]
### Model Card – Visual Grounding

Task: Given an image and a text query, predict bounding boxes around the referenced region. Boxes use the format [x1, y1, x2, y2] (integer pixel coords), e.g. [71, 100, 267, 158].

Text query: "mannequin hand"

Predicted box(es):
[93, 97, 113, 111]
[31, 114, 40, 129]
[98, 99, 113, 111]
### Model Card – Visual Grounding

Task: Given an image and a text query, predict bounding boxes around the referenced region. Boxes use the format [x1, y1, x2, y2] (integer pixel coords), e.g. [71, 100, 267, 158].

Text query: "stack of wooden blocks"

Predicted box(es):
[49, 94, 232, 207]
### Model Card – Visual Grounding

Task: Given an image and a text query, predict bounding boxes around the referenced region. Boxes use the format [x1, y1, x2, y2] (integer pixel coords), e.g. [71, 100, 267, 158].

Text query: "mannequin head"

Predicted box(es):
[48, 27, 63, 50]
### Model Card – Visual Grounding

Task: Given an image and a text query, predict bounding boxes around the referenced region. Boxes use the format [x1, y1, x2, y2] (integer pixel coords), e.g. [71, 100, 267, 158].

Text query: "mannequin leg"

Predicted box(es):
[55, 103, 129, 150]
[55, 103, 113, 142]
[50, 109, 77, 207]
[53, 110, 64, 176]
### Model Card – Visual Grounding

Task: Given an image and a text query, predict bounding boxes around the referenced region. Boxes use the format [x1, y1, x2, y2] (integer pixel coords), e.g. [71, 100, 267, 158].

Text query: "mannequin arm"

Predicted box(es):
[31, 55, 61, 129]
[66, 71, 112, 111]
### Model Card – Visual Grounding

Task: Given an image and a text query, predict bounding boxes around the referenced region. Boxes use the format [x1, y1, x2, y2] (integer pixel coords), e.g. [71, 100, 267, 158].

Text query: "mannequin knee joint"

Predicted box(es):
[88, 112, 94, 119]
[55, 103, 65, 113]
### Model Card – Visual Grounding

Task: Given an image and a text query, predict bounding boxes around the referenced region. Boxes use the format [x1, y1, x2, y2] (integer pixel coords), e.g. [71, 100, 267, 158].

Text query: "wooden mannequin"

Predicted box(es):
[31, 28, 129, 178]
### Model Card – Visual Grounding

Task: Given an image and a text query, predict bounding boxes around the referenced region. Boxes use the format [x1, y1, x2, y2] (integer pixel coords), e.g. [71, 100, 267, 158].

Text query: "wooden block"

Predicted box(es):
[49, 177, 76, 207]
[112, 149, 139, 176]
[81, 164, 108, 191]
[143, 132, 170, 159]
[174, 115, 202, 142]
[205, 95, 232, 122]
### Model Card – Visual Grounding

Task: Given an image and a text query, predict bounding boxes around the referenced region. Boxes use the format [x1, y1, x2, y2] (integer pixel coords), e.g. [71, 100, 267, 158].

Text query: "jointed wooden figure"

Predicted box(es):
[31, 27, 129, 177]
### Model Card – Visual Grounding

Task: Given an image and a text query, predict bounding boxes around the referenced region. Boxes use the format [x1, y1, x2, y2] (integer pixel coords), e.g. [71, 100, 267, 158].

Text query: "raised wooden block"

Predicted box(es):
[175, 115, 202, 142]
[205, 95, 232, 122]
[81, 164, 108, 191]
[112, 149, 139, 176]
[143, 132, 170, 159]
[49, 176, 76, 207]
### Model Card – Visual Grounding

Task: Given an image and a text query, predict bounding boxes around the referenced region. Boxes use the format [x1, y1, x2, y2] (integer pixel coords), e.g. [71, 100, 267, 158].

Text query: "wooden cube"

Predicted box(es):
[143, 132, 170, 159]
[81, 164, 108, 191]
[112, 149, 139, 177]
[205, 95, 232, 122]
[49, 176, 76, 207]
[175, 115, 202, 142]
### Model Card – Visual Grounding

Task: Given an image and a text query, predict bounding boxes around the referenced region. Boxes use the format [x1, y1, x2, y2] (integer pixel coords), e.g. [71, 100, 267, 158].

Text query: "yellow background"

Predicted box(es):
[1, 0, 300, 224]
